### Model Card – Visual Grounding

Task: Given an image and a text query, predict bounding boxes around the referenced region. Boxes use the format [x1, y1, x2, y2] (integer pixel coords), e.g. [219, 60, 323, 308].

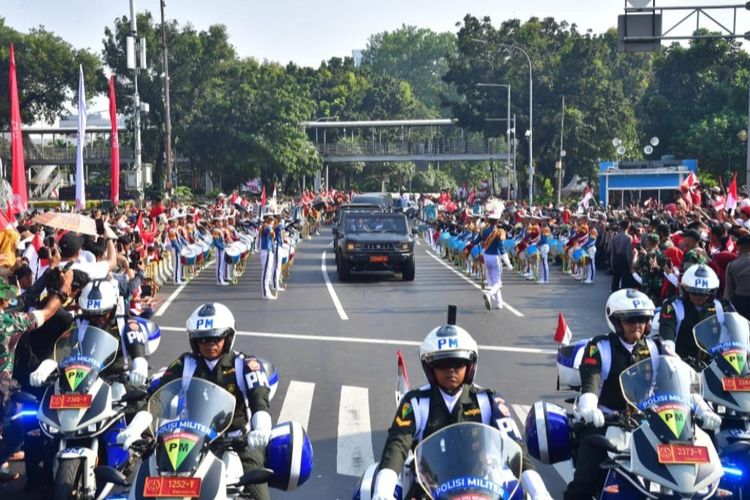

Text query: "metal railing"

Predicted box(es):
[0, 145, 135, 161]
[316, 138, 509, 157]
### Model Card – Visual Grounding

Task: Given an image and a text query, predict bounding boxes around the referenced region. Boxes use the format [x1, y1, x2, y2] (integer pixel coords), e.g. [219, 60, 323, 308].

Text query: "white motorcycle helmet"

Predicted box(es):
[419, 317, 479, 386]
[186, 303, 236, 355]
[681, 264, 719, 297]
[78, 279, 119, 318]
[605, 288, 655, 336]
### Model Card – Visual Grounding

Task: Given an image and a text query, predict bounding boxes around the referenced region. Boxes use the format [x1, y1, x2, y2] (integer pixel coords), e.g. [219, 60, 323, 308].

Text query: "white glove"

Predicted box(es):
[501, 253, 512, 269]
[577, 392, 605, 428]
[30, 359, 58, 387]
[246, 411, 272, 449]
[521, 470, 553, 500]
[372, 467, 398, 500]
[116, 411, 152, 450]
[129, 357, 148, 386]
[662, 340, 677, 357]
[693, 394, 721, 431]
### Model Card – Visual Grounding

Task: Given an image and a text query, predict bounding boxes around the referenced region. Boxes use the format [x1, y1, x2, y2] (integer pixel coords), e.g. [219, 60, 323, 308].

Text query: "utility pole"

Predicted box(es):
[128, 0, 144, 202]
[558, 96, 565, 205]
[160, 0, 173, 197]
[747, 85, 750, 193]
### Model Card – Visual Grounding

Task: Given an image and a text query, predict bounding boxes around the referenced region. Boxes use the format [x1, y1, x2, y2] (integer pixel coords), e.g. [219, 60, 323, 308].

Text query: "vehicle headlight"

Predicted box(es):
[346, 242, 356, 252]
[401, 243, 410, 251]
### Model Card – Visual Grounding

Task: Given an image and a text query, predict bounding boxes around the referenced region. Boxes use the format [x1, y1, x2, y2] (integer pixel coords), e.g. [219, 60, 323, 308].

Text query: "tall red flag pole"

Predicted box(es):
[9, 43, 28, 213]
[108, 75, 120, 206]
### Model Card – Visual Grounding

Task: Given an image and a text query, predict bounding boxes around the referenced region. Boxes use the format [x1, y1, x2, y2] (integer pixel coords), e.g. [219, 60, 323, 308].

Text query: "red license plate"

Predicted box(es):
[143, 477, 202, 497]
[657, 444, 710, 464]
[722, 377, 750, 392]
[49, 394, 92, 410]
[370, 255, 388, 263]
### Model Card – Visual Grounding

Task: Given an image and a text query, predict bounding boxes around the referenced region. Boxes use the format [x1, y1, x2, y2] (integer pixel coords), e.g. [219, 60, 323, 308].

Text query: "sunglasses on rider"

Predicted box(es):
[431, 358, 470, 371]
[196, 337, 224, 345]
[621, 316, 652, 325]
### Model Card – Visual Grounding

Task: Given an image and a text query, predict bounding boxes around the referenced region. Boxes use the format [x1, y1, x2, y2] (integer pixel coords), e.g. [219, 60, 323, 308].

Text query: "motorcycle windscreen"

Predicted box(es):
[414, 422, 523, 500]
[620, 355, 699, 442]
[694, 313, 750, 378]
[53, 326, 119, 394]
[148, 379, 235, 474]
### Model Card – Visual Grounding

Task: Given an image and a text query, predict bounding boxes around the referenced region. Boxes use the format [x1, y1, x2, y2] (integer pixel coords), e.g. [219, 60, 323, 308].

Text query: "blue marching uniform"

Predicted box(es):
[213, 230, 227, 285]
[272, 221, 285, 292]
[260, 223, 275, 298]
[538, 231, 550, 283]
[481, 224, 505, 310]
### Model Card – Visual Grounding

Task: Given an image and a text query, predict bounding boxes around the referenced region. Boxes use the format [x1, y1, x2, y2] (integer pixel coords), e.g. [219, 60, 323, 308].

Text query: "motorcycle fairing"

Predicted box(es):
[39, 378, 115, 433]
[599, 469, 644, 500]
[154, 421, 210, 475]
[629, 423, 722, 495]
[130, 450, 226, 500]
[702, 360, 750, 412]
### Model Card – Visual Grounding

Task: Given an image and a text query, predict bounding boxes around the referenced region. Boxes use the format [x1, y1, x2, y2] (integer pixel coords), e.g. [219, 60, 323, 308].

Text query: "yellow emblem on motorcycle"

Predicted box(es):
[164, 431, 199, 470]
[64, 364, 92, 391]
[722, 348, 746, 375]
[656, 404, 687, 438]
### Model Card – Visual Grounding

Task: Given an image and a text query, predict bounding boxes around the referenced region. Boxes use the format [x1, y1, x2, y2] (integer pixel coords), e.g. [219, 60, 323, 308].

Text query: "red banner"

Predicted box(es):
[108, 75, 120, 206]
[9, 43, 27, 212]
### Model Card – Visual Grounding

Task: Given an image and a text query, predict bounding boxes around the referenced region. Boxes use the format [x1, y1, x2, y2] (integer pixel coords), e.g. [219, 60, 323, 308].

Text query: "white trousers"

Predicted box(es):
[170, 246, 182, 283]
[539, 244, 550, 282]
[261, 249, 274, 297]
[216, 248, 226, 283]
[484, 254, 503, 306]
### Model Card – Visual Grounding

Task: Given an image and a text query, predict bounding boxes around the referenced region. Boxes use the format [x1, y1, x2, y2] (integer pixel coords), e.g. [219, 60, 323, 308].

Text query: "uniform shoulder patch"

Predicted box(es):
[245, 357, 262, 372]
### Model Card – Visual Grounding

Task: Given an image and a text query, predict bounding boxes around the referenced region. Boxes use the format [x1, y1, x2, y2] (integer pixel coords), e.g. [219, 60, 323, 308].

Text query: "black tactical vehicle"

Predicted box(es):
[333, 212, 416, 281]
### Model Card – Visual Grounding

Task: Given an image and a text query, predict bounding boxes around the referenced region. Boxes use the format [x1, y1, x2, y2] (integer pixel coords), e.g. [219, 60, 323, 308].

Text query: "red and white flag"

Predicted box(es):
[579, 186, 593, 210]
[726, 172, 738, 212]
[395, 350, 411, 404]
[9, 43, 28, 213]
[681, 171, 697, 192]
[260, 186, 267, 207]
[554, 312, 572, 345]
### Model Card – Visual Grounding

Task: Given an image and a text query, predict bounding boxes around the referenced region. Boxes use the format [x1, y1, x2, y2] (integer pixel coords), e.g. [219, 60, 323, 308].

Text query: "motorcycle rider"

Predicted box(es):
[564, 288, 721, 499]
[116, 302, 273, 500]
[30, 278, 149, 389]
[371, 321, 552, 500]
[659, 263, 733, 361]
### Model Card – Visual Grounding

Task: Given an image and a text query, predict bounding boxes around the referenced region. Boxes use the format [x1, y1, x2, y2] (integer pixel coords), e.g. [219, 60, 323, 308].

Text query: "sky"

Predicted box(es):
[2, 0, 643, 67]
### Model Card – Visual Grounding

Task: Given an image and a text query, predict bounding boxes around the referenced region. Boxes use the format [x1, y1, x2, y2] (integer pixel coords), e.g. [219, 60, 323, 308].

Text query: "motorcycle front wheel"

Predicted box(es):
[53, 459, 85, 500]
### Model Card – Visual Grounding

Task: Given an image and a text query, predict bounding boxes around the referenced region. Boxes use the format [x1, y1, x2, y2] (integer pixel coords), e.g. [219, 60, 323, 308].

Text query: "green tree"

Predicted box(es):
[0, 17, 105, 127]
[361, 25, 457, 113]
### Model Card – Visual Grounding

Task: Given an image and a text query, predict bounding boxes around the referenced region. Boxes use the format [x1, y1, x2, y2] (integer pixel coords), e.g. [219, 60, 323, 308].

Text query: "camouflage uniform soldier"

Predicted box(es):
[680, 229, 708, 273]
[634, 233, 667, 304]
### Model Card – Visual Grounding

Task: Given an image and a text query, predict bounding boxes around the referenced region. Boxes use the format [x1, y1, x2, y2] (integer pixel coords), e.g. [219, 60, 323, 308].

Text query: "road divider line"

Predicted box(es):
[277, 381, 315, 431]
[337, 385, 374, 477]
[512, 403, 574, 484]
[424, 250, 524, 317]
[321, 251, 349, 320]
[155, 259, 215, 317]
[159, 326, 556, 355]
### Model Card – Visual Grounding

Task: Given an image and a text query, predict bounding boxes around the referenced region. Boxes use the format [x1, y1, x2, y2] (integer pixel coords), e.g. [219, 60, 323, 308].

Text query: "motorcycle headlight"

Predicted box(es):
[401, 243, 410, 251]
[346, 242, 356, 252]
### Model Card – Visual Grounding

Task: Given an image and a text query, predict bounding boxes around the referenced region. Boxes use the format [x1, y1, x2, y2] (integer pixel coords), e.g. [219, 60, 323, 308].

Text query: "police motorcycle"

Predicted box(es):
[93, 378, 313, 499]
[354, 305, 537, 500]
[527, 355, 723, 499]
[693, 312, 750, 496]
[36, 325, 148, 500]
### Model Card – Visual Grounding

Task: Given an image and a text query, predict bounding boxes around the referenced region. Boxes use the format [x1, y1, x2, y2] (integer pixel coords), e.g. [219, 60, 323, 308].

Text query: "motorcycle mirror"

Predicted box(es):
[584, 434, 620, 454]
[11, 391, 38, 405]
[121, 388, 148, 403]
[94, 466, 130, 487]
[236, 467, 274, 486]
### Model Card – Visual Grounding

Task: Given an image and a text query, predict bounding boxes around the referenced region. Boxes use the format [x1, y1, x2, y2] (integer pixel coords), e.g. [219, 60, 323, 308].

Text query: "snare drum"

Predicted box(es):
[225, 245, 241, 265]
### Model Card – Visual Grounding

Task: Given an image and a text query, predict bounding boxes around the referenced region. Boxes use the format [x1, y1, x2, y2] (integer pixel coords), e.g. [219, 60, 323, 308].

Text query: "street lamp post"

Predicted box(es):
[477, 83, 511, 197]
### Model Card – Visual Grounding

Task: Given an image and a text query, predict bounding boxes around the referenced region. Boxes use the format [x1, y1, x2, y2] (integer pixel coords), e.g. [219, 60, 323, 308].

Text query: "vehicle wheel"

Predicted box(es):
[402, 258, 416, 281]
[54, 459, 85, 500]
[338, 259, 351, 281]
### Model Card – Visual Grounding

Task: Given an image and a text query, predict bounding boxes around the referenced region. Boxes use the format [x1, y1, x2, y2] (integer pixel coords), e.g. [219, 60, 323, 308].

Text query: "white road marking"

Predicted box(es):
[424, 250, 524, 317]
[159, 326, 556, 355]
[337, 385, 374, 477]
[155, 259, 216, 317]
[321, 251, 349, 320]
[277, 381, 315, 431]
[415, 239, 421, 246]
[512, 404, 574, 484]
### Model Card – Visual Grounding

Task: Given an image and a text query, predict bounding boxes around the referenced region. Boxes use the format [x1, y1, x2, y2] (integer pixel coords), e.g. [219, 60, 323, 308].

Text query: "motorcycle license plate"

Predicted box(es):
[143, 477, 201, 497]
[722, 377, 750, 391]
[657, 444, 709, 464]
[49, 394, 92, 410]
[370, 255, 388, 263]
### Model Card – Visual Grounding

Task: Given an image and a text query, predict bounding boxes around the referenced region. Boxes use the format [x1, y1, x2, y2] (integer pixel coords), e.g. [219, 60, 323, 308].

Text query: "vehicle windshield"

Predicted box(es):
[415, 422, 522, 500]
[53, 326, 119, 393]
[147, 378, 235, 443]
[694, 313, 750, 377]
[350, 216, 406, 233]
[620, 355, 699, 442]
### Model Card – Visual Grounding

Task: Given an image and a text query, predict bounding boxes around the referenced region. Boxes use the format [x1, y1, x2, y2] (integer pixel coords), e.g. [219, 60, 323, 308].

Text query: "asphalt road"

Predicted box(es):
[2, 228, 612, 499]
